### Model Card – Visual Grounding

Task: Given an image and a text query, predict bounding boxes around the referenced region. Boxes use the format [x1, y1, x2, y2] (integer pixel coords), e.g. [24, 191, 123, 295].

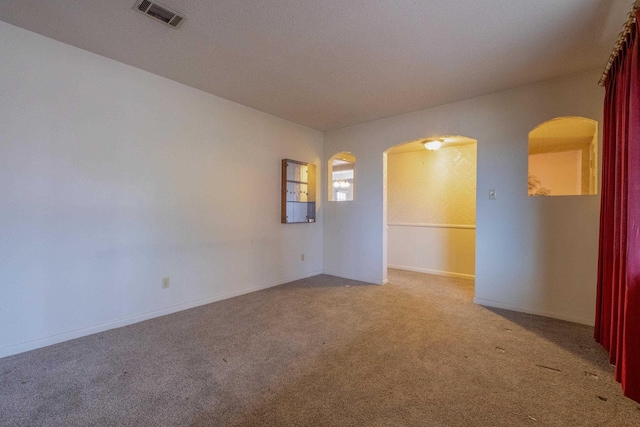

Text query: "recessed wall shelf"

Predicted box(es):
[281, 159, 316, 224]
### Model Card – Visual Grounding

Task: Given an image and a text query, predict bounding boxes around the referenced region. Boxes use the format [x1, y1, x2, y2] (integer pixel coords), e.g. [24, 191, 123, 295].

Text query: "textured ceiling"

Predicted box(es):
[0, 0, 631, 131]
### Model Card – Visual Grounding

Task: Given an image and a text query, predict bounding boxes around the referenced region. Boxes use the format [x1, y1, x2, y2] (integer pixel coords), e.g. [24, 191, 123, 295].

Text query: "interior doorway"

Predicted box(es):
[383, 135, 477, 285]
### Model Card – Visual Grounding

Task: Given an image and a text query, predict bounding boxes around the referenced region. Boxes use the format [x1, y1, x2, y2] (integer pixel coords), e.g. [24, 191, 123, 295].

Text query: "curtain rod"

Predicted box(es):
[599, 0, 640, 86]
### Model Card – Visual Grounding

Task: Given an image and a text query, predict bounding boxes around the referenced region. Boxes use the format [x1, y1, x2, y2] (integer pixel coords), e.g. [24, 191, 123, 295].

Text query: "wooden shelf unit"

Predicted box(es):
[281, 159, 316, 224]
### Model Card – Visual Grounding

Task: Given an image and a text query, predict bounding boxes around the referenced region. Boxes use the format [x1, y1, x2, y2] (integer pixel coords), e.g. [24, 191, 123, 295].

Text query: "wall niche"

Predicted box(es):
[281, 159, 316, 223]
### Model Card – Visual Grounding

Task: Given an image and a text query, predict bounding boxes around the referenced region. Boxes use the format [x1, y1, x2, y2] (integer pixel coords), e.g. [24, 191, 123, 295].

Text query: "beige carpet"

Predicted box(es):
[1, 269, 639, 426]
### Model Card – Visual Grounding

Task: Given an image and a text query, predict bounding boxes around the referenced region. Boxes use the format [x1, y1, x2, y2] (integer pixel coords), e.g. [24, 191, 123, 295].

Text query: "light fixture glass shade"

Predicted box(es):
[333, 179, 350, 188]
[424, 140, 442, 151]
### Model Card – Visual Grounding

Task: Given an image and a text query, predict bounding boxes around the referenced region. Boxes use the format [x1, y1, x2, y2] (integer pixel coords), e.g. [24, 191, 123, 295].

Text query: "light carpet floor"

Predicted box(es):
[1, 269, 640, 426]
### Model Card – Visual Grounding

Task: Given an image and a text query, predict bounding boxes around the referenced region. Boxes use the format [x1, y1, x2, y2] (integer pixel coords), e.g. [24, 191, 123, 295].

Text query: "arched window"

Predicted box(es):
[328, 152, 355, 201]
[528, 117, 598, 196]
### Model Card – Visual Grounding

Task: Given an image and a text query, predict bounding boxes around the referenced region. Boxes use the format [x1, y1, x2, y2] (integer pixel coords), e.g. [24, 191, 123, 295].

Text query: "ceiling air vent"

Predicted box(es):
[134, 0, 184, 28]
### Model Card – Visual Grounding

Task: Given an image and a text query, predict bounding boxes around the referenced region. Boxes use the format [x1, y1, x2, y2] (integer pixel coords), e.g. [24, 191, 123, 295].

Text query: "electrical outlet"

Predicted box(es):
[162, 277, 170, 289]
[301, 253, 305, 262]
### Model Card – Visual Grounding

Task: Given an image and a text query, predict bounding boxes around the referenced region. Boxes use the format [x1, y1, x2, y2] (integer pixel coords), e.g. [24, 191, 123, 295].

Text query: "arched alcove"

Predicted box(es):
[328, 152, 356, 201]
[528, 117, 598, 196]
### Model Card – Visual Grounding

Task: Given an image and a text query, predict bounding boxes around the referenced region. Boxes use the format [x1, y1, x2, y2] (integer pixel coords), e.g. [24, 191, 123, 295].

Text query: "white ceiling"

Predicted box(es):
[0, 0, 630, 131]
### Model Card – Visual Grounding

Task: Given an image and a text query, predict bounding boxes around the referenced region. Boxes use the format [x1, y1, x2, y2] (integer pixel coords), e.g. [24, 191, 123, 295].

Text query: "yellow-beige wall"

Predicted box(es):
[387, 145, 476, 277]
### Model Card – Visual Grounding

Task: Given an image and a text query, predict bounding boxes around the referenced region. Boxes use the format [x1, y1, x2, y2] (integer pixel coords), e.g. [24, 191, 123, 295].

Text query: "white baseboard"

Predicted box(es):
[473, 297, 594, 326]
[387, 264, 475, 280]
[0, 270, 323, 359]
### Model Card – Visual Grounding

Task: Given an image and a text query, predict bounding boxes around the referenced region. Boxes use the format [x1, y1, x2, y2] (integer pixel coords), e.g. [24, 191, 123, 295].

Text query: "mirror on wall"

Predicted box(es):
[528, 117, 598, 196]
[328, 152, 355, 201]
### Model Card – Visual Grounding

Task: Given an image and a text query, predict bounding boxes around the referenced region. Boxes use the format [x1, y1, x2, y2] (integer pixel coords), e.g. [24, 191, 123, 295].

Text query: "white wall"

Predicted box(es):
[324, 70, 603, 325]
[0, 22, 324, 358]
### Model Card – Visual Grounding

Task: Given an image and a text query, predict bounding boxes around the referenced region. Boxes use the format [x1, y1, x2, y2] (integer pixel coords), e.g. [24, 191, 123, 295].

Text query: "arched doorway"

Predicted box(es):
[383, 135, 477, 285]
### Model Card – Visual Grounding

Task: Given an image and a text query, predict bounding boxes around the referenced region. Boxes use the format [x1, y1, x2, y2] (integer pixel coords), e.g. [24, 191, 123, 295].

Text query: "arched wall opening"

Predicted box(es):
[383, 135, 477, 286]
[528, 116, 598, 196]
[328, 152, 356, 202]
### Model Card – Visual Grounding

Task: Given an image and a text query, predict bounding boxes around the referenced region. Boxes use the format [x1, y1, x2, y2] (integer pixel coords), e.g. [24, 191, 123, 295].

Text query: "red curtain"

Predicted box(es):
[595, 9, 640, 403]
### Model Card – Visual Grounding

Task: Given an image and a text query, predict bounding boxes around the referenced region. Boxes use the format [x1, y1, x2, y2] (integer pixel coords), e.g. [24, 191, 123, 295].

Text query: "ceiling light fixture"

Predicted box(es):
[424, 140, 442, 151]
[333, 179, 351, 188]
